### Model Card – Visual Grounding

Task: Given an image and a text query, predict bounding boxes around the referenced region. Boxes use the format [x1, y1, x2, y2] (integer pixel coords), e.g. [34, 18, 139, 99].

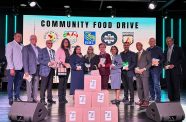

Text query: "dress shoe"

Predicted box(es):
[9, 99, 13, 105]
[33, 99, 38, 103]
[125, 101, 134, 105]
[48, 100, 56, 104]
[135, 100, 144, 106]
[122, 98, 129, 103]
[140, 101, 149, 107]
[40, 100, 47, 105]
[14, 97, 23, 101]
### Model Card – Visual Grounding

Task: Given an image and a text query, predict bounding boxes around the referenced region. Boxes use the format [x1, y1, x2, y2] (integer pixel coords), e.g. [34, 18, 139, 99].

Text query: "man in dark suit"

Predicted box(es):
[164, 37, 184, 102]
[147, 38, 164, 102]
[38, 40, 56, 105]
[22, 35, 41, 102]
[135, 42, 152, 107]
[120, 42, 136, 105]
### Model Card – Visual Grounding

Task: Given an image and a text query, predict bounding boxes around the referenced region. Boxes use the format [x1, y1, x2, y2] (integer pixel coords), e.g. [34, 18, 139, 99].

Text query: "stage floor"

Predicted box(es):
[0, 89, 186, 122]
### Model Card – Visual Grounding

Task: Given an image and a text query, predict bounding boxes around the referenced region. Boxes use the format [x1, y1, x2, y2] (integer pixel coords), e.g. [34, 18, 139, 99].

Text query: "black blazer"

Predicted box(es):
[164, 45, 184, 75]
[83, 54, 99, 74]
[120, 51, 137, 77]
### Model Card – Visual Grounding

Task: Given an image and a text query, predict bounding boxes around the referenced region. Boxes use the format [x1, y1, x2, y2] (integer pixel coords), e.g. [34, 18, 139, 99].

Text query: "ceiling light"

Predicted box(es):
[148, 0, 157, 10]
[64, 5, 70, 9]
[29, 0, 37, 7]
[106, 6, 112, 9]
[20, 4, 27, 7]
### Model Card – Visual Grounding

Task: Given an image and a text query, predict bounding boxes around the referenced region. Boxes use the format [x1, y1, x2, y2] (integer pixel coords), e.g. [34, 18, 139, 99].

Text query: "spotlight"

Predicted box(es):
[148, 0, 157, 10]
[110, 9, 116, 18]
[29, 0, 37, 7]
[65, 6, 71, 17]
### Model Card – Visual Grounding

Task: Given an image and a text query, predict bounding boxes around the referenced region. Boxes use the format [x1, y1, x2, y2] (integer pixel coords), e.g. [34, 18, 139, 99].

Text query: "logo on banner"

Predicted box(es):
[63, 31, 78, 45]
[122, 32, 134, 45]
[101, 31, 117, 46]
[44, 31, 59, 43]
[84, 31, 96, 45]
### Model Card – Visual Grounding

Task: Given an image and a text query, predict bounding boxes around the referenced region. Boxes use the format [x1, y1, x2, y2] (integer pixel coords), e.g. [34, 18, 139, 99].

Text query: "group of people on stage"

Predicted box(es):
[5, 32, 184, 107]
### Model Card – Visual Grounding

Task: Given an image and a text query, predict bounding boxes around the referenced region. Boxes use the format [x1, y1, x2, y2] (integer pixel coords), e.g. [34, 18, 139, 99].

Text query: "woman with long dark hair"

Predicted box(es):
[69, 45, 85, 95]
[110, 46, 122, 104]
[55, 38, 71, 104]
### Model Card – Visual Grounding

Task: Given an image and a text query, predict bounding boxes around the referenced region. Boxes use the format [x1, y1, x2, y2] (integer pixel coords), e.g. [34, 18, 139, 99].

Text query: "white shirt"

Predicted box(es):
[167, 44, 174, 62]
[47, 47, 54, 61]
[5, 40, 23, 70]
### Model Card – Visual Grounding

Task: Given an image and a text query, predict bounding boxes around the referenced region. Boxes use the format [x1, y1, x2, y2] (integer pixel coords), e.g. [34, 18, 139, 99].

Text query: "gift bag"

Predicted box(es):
[57, 63, 67, 76]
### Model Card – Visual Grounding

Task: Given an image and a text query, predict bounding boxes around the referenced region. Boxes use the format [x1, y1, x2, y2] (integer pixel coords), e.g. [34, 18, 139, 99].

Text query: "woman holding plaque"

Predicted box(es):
[84, 46, 99, 74]
[69, 45, 85, 95]
[98, 43, 112, 89]
[110, 46, 122, 104]
[55, 38, 71, 104]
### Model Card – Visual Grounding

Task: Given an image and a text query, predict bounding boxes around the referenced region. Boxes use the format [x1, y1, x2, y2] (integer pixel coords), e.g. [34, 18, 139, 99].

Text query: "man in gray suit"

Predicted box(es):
[22, 35, 41, 102]
[38, 40, 56, 105]
[135, 42, 152, 107]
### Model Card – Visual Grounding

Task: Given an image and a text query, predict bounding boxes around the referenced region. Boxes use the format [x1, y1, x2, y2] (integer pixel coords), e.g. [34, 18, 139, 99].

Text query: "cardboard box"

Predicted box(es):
[91, 90, 109, 107]
[75, 90, 92, 108]
[83, 107, 100, 122]
[66, 104, 83, 122]
[84, 75, 101, 92]
[100, 104, 118, 122]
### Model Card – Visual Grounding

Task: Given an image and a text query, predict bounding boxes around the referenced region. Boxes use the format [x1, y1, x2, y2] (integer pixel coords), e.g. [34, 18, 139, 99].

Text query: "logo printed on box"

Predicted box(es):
[69, 111, 76, 121]
[90, 80, 96, 89]
[88, 111, 96, 121]
[79, 95, 86, 104]
[105, 111, 112, 121]
[97, 93, 104, 103]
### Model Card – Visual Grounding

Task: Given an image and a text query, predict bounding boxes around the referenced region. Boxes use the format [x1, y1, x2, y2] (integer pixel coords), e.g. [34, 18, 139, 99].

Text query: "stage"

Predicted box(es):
[0, 89, 186, 122]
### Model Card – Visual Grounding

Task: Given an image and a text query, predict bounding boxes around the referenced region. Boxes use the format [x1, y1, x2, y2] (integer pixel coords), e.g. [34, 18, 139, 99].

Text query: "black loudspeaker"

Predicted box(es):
[146, 102, 185, 122]
[8, 101, 48, 122]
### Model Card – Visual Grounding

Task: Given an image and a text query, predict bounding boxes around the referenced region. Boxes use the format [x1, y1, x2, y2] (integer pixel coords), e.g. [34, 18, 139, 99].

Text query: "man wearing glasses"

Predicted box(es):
[38, 40, 56, 105]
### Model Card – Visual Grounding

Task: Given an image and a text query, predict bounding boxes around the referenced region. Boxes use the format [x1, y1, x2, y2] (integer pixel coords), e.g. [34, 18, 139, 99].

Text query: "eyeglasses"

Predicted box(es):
[47, 43, 53, 44]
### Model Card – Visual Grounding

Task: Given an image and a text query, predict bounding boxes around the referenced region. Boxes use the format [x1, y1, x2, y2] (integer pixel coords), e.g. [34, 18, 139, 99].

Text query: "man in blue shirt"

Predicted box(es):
[147, 38, 164, 102]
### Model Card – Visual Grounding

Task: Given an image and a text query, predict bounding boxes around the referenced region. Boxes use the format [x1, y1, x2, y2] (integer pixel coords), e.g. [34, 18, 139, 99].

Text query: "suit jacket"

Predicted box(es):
[110, 54, 122, 74]
[120, 51, 137, 77]
[98, 53, 112, 76]
[136, 50, 152, 77]
[5, 40, 23, 70]
[38, 48, 55, 77]
[164, 45, 184, 75]
[22, 44, 41, 75]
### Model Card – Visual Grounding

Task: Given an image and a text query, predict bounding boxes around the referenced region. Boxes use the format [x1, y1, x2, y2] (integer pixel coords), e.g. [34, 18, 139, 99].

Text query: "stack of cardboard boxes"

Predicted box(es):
[66, 74, 118, 122]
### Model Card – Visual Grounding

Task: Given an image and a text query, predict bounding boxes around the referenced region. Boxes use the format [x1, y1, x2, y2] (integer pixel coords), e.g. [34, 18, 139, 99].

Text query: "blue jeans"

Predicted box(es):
[7, 70, 23, 99]
[149, 69, 161, 101]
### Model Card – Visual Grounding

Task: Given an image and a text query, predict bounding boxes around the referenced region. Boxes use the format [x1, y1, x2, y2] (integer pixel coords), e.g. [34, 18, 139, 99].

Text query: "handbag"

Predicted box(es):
[57, 63, 67, 76]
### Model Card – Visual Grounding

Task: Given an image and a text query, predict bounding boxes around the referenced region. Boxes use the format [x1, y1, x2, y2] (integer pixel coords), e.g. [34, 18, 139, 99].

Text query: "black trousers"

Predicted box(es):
[40, 70, 54, 101]
[121, 73, 134, 101]
[166, 69, 180, 102]
[58, 69, 70, 101]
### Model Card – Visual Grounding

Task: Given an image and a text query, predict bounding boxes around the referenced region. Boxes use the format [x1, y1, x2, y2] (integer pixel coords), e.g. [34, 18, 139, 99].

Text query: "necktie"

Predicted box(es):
[167, 47, 171, 62]
[49, 49, 54, 60]
[138, 51, 141, 61]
